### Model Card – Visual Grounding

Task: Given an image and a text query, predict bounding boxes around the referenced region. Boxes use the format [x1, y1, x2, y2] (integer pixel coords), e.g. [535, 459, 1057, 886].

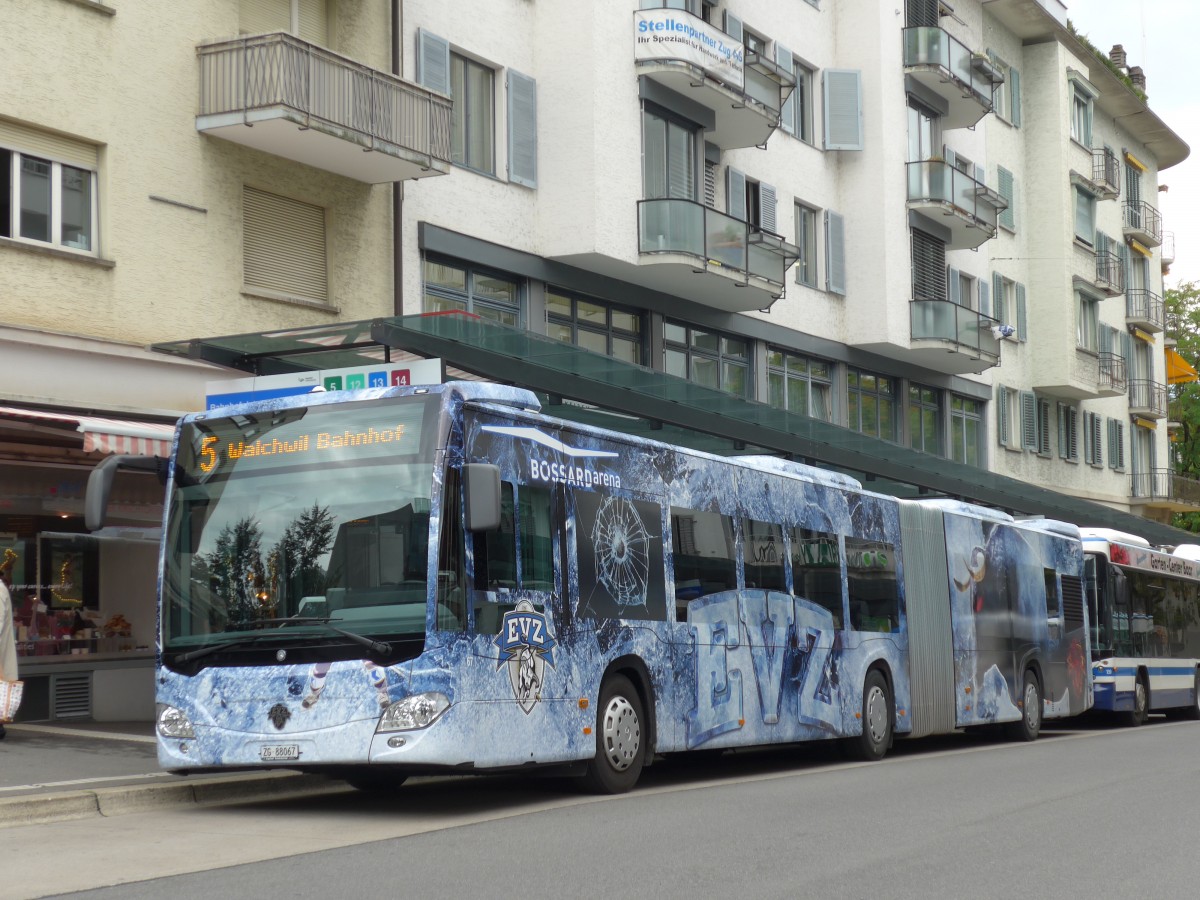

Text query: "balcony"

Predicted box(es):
[1097, 350, 1128, 397]
[637, 199, 800, 312]
[1128, 378, 1168, 419]
[634, 9, 794, 150]
[1091, 148, 1121, 199]
[196, 33, 452, 184]
[902, 27, 999, 130]
[1126, 288, 1165, 332]
[1123, 200, 1163, 247]
[1130, 469, 1200, 512]
[1165, 309, 1179, 347]
[909, 299, 1001, 374]
[906, 160, 1006, 250]
[1162, 231, 1176, 267]
[1094, 247, 1124, 297]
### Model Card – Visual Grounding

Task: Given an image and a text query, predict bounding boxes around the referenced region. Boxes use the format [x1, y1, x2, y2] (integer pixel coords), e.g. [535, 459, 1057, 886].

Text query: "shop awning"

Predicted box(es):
[0, 406, 174, 457]
[1166, 347, 1199, 385]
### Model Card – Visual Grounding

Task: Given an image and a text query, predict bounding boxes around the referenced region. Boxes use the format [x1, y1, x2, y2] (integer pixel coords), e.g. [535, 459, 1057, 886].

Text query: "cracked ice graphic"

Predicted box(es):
[590, 496, 650, 608]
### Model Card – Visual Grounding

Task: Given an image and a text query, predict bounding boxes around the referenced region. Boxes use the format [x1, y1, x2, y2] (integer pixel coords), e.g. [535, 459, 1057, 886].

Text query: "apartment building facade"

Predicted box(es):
[0, 0, 1189, 717]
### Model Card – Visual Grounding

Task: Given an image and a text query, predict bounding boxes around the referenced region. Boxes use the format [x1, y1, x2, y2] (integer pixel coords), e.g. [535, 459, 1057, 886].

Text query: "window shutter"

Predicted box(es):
[0, 119, 98, 170]
[243, 186, 328, 302]
[240, 0, 290, 35]
[948, 267, 961, 306]
[1057, 404, 1067, 459]
[760, 182, 777, 234]
[823, 70, 863, 151]
[777, 45, 795, 135]
[1037, 400, 1051, 454]
[998, 166, 1015, 230]
[979, 278, 990, 317]
[1119, 241, 1131, 291]
[726, 167, 746, 220]
[1099, 323, 1113, 354]
[507, 70, 537, 188]
[1068, 407, 1079, 460]
[1117, 421, 1125, 469]
[993, 272, 1005, 323]
[1021, 391, 1037, 450]
[297, 0, 328, 45]
[704, 161, 717, 208]
[911, 229, 946, 301]
[1092, 413, 1103, 465]
[997, 385, 1009, 446]
[1010, 68, 1021, 127]
[943, 146, 957, 169]
[417, 29, 451, 95]
[1107, 418, 1116, 468]
[1016, 283, 1027, 341]
[1121, 329, 1132, 366]
[825, 210, 846, 295]
[723, 11, 743, 44]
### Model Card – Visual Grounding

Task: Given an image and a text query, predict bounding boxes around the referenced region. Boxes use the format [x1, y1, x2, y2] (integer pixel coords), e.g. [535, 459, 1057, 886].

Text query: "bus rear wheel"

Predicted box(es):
[582, 674, 645, 794]
[1123, 672, 1149, 727]
[845, 670, 892, 761]
[1006, 670, 1041, 742]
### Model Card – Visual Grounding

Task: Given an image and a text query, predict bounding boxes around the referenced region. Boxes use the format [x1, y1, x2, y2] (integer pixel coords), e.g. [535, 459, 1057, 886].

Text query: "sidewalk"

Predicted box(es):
[0, 720, 343, 828]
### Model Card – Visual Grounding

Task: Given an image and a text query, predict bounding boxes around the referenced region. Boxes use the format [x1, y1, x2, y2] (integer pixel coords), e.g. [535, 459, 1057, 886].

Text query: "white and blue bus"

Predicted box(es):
[87, 382, 1091, 792]
[1081, 528, 1200, 724]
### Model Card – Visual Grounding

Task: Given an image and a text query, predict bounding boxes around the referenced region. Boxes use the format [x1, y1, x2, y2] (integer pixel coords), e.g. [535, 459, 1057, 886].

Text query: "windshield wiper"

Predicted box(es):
[253, 617, 392, 656]
[174, 633, 273, 665]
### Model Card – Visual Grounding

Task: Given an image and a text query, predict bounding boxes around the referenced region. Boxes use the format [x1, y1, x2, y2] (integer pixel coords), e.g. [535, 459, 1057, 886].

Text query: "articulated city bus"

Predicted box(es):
[1081, 528, 1200, 724]
[86, 382, 1091, 792]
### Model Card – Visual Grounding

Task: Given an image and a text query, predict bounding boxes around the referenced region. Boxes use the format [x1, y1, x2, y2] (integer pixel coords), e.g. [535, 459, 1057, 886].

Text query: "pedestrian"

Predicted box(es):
[0, 572, 18, 739]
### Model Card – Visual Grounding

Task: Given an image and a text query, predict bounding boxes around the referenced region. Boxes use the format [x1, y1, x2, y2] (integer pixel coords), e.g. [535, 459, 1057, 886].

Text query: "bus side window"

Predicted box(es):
[743, 519, 786, 592]
[671, 507, 737, 620]
[789, 527, 844, 629]
[846, 537, 897, 633]
[518, 484, 554, 593]
[473, 482, 517, 590]
[1044, 569, 1060, 618]
[436, 468, 466, 632]
[574, 491, 667, 622]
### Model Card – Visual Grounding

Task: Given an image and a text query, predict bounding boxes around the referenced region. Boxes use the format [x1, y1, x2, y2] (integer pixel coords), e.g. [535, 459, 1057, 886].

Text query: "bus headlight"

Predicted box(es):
[377, 692, 449, 733]
[157, 704, 196, 739]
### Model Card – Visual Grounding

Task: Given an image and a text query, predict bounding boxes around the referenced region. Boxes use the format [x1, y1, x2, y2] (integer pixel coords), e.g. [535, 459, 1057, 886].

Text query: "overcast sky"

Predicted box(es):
[1066, 0, 1198, 289]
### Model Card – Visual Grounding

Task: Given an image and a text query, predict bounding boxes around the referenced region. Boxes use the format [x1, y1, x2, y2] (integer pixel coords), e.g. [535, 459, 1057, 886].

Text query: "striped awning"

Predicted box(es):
[0, 405, 174, 457]
[1166, 347, 1199, 385]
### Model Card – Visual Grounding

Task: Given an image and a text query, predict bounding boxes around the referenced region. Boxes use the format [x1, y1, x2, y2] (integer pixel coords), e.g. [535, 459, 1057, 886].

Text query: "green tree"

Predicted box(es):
[268, 504, 337, 613]
[206, 517, 267, 627]
[1166, 281, 1200, 532]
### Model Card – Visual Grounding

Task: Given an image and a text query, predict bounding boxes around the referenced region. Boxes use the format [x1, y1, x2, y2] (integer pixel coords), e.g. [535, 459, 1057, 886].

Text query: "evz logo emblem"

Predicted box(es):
[493, 599, 556, 714]
[268, 703, 291, 730]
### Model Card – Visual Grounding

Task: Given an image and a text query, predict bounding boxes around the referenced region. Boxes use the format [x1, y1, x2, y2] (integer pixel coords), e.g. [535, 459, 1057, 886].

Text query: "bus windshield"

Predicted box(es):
[163, 397, 440, 661]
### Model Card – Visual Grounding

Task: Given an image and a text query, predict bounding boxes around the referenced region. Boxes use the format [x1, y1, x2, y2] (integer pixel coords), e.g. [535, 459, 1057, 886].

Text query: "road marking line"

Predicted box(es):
[6, 723, 156, 744]
[0, 772, 174, 792]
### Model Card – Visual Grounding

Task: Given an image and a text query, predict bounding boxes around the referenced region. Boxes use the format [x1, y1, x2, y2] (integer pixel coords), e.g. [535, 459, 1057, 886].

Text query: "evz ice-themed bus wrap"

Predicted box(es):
[127, 382, 1090, 792]
[1081, 528, 1200, 724]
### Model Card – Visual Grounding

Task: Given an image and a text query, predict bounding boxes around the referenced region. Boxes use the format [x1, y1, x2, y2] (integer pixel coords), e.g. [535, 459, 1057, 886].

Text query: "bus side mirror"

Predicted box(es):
[463, 463, 502, 532]
[85, 455, 166, 531]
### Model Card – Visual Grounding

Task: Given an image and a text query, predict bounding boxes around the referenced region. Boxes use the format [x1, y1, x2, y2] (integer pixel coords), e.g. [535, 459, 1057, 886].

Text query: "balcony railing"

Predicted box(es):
[196, 32, 452, 183]
[1130, 469, 1200, 507]
[1123, 200, 1163, 246]
[1098, 350, 1127, 393]
[1162, 231, 1176, 266]
[1126, 288, 1165, 332]
[1128, 378, 1168, 418]
[902, 27, 999, 129]
[1091, 147, 1120, 199]
[906, 160, 1005, 250]
[910, 299, 1001, 363]
[1093, 247, 1124, 296]
[637, 198, 800, 289]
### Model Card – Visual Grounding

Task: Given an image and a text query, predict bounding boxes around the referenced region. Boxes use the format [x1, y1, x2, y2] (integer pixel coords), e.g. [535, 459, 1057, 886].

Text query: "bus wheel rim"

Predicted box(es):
[866, 685, 888, 743]
[602, 696, 640, 771]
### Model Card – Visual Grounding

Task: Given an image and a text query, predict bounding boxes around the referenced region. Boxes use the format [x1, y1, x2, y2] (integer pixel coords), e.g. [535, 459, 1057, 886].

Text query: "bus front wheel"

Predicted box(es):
[1124, 672, 1150, 727]
[582, 674, 646, 794]
[845, 670, 892, 761]
[1006, 670, 1041, 742]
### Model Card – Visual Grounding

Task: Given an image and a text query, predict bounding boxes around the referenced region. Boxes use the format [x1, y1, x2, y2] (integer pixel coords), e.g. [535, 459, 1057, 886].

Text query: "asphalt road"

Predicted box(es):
[9, 716, 1199, 900]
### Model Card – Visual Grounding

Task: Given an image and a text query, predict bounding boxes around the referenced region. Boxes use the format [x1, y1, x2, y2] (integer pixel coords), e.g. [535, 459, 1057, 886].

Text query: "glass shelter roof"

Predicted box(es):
[153, 313, 1195, 547]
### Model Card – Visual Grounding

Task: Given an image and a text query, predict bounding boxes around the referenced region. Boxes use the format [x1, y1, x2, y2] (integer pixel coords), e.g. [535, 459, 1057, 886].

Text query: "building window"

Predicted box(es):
[1058, 403, 1079, 462]
[423, 258, 521, 326]
[664, 322, 749, 397]
[848, 369, 897, 441]
[789, 61, 815, 144]
[1069, 75, 1096, 146]
[996, 385, 1019, 449]
[911, 229, 946, 301]
[767, 350, 832, 420]
[909, 385, 942, 455]
[950, 395, 983, 467]
[1076, 291, 1099, 352]
[1, 144, 97, 253]
[990, 55, 1012, 121]
[546, 291, 643, 365]
[795, 203, 818, 287]
[243, 186, 327, 303]
[450, 52, 495, 175]
[1074, 186, 1096, 244]
[1083, 410, 1103, 466]
[643, 106, 697, 201]
[906, 97, 940, 162]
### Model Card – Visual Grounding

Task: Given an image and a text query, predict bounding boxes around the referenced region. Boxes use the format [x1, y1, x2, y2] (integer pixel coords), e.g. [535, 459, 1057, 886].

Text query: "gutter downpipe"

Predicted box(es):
[392, 0, 404, 317]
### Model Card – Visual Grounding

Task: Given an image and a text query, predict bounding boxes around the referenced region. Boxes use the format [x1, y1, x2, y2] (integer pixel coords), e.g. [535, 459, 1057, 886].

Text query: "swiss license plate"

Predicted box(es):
[260, 744, 300, 761]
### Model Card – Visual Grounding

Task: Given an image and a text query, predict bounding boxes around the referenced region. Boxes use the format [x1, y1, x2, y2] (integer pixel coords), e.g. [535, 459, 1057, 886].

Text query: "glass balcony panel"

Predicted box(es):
[639, 199, 705, 256]
[911, 300, 1000, 357]
[744, 66, 781, 113]
[902, 27, 993, 113]
[704, 207, 747, 272]
[749, 242, 784, 285]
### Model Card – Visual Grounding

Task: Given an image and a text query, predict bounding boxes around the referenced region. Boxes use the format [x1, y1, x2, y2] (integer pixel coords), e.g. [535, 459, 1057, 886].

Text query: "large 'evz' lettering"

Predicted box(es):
[791, 601, 839, 733]
[740, 592, 794, 725]
[686, 597, 742, 748]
